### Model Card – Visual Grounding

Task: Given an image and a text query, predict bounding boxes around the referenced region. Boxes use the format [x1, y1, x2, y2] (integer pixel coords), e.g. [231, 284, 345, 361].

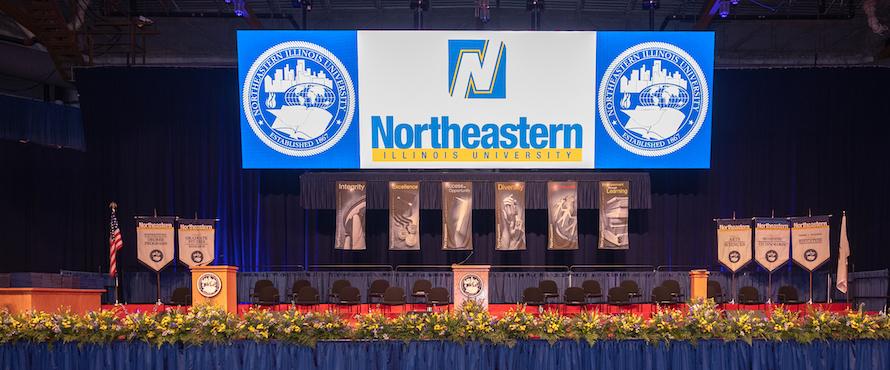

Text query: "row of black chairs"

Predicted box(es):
[520, 279, 802, 307]
[247, 279, 452, 308]
[169, 279, 803, 307]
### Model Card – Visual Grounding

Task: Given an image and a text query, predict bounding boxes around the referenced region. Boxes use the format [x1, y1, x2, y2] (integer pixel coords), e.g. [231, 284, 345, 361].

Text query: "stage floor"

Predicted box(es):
[102, 302, 853, 318]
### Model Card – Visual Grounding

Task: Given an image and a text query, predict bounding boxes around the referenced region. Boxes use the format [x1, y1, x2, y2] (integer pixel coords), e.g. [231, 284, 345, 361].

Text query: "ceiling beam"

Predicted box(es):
[694, 0, 720, 30]
[243, 1, 264, 29]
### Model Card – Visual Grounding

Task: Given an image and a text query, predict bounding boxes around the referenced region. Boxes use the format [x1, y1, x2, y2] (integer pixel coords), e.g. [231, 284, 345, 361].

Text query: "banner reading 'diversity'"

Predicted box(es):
[238, 31, 713, 169]
[547, 181, 578, 250]
[442, 181, 472, 250]
[495, 182, 526, 251]
[389, 181, 420, 250]
[336, 181, 366, 250]
[136, 216, 175, 271]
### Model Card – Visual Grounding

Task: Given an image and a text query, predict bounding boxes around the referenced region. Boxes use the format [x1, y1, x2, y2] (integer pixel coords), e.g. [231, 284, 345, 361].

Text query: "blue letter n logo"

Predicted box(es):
[448, 40, 506, 99]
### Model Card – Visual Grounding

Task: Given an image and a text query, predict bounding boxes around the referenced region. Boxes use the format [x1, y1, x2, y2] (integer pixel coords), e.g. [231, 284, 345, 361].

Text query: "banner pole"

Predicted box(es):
[767, 271, 772, 304]
[731, 272, 736, 304]
[115, 275, 120, 305]
[808, 270, 813, 304]
[156, 271, 162, 305]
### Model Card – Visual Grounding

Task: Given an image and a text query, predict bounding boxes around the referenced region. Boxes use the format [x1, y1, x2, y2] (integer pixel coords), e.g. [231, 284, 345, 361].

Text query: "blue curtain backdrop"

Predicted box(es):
[0, 340, 887, 370]
[2, 67, 890, 282]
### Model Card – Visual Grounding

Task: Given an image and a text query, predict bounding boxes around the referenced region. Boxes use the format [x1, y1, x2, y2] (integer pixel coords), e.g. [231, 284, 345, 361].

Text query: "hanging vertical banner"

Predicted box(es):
[599, 181, 629, 249]
[335, 181, 367, 250]
[495, 182, 526, 250]
[442, 181, 473, 250]
[177, 219, 216, 267]
[136, 216, 176, 271]
[753, 217, 791, 272]
[790, 215, 831, 271]
[389, 181, 420, 250]
[716, 218, 752, 272]
[548, 181, 578, 250]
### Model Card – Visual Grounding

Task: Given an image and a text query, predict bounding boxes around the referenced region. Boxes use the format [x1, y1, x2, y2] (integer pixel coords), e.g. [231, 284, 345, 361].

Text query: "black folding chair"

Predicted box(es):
[337, 286, 362, 314]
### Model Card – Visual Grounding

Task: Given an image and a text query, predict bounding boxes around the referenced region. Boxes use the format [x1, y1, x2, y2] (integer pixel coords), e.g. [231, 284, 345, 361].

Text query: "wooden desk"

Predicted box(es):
[0, 288, 105, 313]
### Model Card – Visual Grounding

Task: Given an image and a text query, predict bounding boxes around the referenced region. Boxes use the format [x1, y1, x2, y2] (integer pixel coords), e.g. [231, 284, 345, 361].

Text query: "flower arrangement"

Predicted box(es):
[495, 305, 536, 344]
[0, 300, 887, 347]
[569, 310, 608, 345]
[537, 310, 569, 343]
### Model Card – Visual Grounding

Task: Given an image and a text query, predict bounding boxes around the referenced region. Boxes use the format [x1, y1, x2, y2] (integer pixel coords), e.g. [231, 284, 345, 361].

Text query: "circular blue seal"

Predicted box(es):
[598, 42, 709, 156]
[242, 41, 355, 157]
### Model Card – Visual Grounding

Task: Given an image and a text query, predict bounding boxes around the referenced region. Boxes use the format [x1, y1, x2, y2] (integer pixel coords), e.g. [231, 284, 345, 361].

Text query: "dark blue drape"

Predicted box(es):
[1, 340, 887, 370]
[3, 67, 890, 280]
[0, 94, 85, 151]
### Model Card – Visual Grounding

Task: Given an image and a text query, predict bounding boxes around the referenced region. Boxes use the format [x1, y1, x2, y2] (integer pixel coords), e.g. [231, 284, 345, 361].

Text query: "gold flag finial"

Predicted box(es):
[109, 202, 118, 210]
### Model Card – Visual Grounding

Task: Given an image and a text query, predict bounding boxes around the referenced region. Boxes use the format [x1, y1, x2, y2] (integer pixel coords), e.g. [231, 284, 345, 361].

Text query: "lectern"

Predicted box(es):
[190, 265, 238, 313]
[689, 269, 710, 301]
[452, 264, 490, 309]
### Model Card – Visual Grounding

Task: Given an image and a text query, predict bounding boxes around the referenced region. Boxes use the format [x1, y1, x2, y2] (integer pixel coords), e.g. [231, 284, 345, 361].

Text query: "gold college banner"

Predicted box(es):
[548, 181, 578, 250]
[136, 216, 175, 271]
[753, 217, 791, 272]
[716, 218, 752, 272]
[177, 219, 216, 267]
[389, 181, 420, 250]
[336, 181, 367, 250]
[790, 215, 831, 271]
[442, 181, 472, 250]
[599, 181, 629, 249]
[496, 182, 526, 250]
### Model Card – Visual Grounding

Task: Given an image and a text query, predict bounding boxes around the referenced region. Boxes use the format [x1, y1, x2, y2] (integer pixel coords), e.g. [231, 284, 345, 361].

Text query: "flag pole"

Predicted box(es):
[110, 201, 120, 305]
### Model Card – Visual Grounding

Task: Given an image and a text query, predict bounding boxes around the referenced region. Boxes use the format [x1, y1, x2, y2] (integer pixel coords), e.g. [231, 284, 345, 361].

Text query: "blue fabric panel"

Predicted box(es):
[0, 340, 887, 370]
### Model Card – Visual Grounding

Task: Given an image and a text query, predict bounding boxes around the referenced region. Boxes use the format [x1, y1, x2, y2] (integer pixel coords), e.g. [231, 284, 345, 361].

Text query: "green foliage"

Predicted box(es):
[0, 299, 888, 347]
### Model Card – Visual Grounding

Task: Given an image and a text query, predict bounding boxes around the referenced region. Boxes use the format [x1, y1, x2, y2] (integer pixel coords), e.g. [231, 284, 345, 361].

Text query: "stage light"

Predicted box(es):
[526, 0, 544, 11]
[410, 0, 430, 29]
[641, 0, 659, 10]
[409, 0, 430, 11]
[642, 0, 658, 30]
[135, 16, 154, 28]
[230, 0, 247, 17]
[719, 0, 730, 18]
[476, 0, 491, 24]
[526, 0, 544, 30]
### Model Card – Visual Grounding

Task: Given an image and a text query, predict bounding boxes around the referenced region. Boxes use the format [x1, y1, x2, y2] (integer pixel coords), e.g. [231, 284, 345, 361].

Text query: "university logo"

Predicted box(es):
[448, 40, 506, 99]
[197, 273, 222, 298]
[191, 251, 204, 264]
[242, 41, 355, 156]
[460, 274, 483, 297]
[728, 251, 741, 264]
[598, 42, 709, 156]
[149, 249, 163, 263]
[804, 249, 818, 262]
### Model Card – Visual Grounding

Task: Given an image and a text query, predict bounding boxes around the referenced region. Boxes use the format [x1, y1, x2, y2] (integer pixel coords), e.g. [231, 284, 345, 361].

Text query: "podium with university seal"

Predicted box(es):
[452, 265, 490, 309]
[190, 265, 238, 313]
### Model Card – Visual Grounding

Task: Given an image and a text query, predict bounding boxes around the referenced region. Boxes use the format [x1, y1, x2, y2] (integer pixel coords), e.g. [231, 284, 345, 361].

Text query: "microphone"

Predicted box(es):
[456, 250, 474, 265]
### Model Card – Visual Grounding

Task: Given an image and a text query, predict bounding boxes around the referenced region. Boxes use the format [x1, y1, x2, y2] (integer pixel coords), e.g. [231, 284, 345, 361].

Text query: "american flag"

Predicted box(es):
[109, 203, 123, 277]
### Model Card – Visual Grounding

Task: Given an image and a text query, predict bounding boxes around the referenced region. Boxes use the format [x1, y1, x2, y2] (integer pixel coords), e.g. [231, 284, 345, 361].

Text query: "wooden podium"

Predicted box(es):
[689, 269, 710, 301]
[452, 265, 490, 309]
[190, 265, 238, 313]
